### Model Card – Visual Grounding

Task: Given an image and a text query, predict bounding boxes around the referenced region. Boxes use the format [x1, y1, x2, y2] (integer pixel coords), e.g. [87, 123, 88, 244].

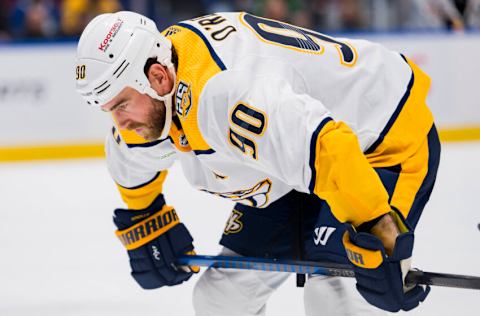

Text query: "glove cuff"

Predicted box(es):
[115, 205, 180, 250]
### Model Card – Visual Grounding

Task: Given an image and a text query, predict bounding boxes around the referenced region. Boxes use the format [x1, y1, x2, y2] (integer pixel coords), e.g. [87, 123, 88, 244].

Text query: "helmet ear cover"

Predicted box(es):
[75, 11, 175, 140]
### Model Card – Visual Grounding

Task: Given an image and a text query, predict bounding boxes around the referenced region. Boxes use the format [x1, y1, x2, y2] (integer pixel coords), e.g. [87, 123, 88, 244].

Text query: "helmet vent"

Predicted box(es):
[96, 83, 111, 95]
[94, 80, 109, 91]
[113, 60, 127, 76]
[116, 62, 130, 78]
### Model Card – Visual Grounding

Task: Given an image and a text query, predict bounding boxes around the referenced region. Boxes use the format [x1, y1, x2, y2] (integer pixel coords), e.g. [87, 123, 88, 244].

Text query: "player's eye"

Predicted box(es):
[117, 103, 128, 111]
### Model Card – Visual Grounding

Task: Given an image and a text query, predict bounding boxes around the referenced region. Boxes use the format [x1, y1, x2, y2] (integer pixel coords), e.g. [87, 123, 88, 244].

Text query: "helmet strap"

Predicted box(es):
[159, 95, 173, 140]
[145, 64, 176, 140]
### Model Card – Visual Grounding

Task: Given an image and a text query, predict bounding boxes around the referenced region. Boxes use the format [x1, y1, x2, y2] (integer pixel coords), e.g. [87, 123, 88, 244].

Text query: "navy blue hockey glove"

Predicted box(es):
[342, 220, 430, 312]
[113, 194, 198, 289]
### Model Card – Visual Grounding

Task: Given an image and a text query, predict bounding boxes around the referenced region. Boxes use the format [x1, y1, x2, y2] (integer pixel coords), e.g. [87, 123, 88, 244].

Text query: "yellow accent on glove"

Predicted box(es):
[116, 206, 180, 250]
[185, 250, 200, 273]
[342, 231, 384, 269]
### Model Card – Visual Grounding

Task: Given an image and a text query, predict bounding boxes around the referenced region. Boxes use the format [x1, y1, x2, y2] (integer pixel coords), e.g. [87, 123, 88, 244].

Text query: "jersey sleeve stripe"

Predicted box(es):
[194, 148, 216, 155]
[308, 117, 334, 193]
[116, 171, 169, 210]
[365, 55, 414, 155]
[310, 120, 392, 226]
[116, 171, 164, 190]
[177, 22, 227, 71]
[126, 137, 171, 148]
[403, 125, 440, 227]
[365, 56, 433, 168]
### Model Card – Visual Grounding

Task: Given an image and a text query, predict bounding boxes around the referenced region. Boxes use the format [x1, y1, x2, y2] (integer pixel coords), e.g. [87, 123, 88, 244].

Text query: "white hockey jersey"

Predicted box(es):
[106, 12, 433, 226]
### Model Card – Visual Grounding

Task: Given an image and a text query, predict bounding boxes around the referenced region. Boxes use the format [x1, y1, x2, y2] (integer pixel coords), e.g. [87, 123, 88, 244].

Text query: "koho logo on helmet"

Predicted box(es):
[98, 18, 124, 52]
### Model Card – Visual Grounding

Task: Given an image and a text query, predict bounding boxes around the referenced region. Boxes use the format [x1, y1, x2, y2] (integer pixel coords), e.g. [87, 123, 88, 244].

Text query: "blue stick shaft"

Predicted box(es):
[177, 254, 355, 277]
[177, 255, 480, 290]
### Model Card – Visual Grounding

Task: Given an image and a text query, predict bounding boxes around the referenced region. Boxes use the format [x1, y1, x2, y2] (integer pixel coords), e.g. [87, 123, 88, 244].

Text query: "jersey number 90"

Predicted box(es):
[76, 65, 86, 80]
[241, 13, 357, 67]
[228, 103, 267, 160]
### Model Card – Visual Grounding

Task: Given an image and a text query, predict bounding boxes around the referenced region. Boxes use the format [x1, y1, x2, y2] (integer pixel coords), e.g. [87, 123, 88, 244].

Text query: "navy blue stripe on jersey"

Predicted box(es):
[112, 126, 121, 144]
[177, 22, 227, 71]
[406, 124, 440, 228]
[117, 171, 162, 190]
[126, 137, 171, 148]
[308, 117, 334, 193]
[194, 148, 216, 155]
[365, 68, 414, 155]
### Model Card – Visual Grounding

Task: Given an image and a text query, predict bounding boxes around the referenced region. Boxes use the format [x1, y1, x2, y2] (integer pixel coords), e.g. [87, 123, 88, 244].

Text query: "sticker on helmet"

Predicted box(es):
[98, 18, 124, 53]
[76, 65, 86, 80]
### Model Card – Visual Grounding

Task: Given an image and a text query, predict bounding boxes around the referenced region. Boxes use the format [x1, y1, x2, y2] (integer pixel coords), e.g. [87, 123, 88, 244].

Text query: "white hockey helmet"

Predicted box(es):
[75, 11, 175, 140]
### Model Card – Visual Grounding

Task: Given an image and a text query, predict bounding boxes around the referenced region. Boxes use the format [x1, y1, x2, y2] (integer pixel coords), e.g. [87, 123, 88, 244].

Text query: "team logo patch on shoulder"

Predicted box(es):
[175, 81, 192, 117]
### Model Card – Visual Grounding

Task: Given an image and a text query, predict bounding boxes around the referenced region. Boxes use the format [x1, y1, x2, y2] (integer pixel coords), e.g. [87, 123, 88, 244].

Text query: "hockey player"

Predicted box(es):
[75, 11, 440, 315]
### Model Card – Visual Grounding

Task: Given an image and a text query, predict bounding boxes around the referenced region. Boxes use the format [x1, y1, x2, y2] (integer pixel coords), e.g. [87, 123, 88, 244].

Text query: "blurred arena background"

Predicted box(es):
[1, 0, 480, 160]
[0, 1, 479, 315]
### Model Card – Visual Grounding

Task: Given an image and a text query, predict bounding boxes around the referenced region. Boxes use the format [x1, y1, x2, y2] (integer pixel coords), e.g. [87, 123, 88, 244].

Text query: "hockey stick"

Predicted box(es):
[177, 255, 480, 290]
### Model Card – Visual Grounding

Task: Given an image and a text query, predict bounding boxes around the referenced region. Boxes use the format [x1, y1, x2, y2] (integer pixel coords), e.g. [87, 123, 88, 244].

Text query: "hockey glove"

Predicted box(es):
[342, 219, 430, 312]
[113, 194, 199, 289]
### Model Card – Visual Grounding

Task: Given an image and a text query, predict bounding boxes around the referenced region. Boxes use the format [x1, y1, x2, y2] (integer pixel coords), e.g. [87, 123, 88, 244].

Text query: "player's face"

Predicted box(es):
[101, 87, 166, 141]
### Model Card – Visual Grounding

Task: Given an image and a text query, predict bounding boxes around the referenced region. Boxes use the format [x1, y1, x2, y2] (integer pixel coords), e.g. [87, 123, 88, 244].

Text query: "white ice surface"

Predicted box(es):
[1, 142, 479, 315]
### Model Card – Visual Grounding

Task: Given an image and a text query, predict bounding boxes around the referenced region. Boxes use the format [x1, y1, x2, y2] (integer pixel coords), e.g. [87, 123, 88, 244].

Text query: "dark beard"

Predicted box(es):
[142, 98, 166, 140]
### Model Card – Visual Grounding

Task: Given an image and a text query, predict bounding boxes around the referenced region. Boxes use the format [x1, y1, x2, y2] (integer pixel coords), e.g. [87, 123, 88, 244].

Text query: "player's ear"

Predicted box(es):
[147, 63, 168, 92]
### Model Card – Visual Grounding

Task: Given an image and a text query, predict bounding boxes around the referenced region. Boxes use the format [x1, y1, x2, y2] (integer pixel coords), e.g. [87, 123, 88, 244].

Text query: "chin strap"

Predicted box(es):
[159, 96, 173, 140]
[145, 64, 176, 140]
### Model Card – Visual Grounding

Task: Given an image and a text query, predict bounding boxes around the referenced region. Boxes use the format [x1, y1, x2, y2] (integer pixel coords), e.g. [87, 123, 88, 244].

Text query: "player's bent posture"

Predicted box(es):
[75, 11, 440, 315]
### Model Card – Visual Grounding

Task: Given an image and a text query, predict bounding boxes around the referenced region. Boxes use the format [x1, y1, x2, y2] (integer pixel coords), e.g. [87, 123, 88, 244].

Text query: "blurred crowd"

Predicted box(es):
[1, 0, 480, 41]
